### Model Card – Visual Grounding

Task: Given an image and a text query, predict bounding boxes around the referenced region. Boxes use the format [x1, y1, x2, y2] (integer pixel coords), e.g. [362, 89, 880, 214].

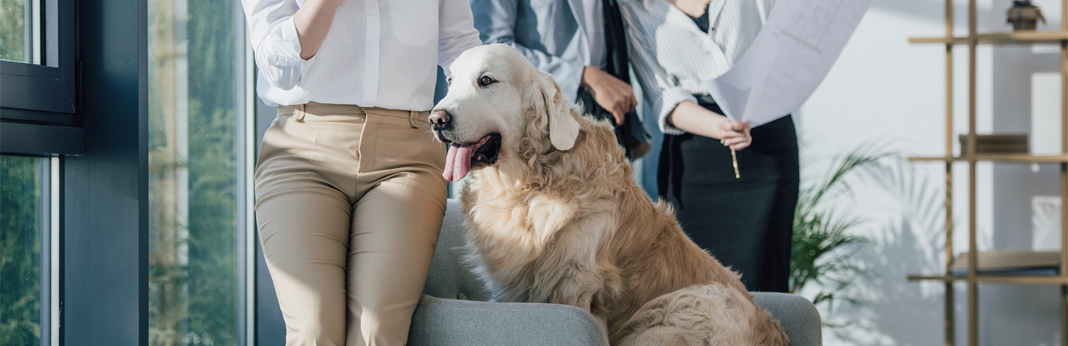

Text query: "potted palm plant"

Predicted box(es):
[790, 141, 899, 327]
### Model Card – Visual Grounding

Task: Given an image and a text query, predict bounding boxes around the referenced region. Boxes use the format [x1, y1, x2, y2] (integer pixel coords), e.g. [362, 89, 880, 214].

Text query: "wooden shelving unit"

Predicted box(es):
[904, 1, 1068, 345]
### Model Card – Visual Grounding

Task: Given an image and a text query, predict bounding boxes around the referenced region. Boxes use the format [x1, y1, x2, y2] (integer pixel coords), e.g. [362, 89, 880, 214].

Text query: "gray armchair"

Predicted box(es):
[409, 199, 822, 345]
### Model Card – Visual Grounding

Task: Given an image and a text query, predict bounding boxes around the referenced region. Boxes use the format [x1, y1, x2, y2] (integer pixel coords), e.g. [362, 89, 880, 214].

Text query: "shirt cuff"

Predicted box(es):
[657, 87, 696, 135]
[255, 16, 317, 91]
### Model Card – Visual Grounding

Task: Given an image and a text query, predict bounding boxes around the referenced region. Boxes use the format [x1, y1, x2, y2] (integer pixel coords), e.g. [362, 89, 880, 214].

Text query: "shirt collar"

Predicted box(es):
[706, 0, 726, 31]
[632, 0, 726, 29]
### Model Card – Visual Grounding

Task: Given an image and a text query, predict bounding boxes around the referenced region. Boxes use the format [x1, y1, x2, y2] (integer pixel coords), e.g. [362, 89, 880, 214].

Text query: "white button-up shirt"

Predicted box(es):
[576, 0, 606, 69]
[620, 0, 773, 134]
[242, 0, 483, 109]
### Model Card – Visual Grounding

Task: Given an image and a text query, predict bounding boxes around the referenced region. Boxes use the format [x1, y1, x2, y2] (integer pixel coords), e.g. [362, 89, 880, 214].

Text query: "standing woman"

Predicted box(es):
[242, 0, 481, 344]
[619, 0, 798, 292]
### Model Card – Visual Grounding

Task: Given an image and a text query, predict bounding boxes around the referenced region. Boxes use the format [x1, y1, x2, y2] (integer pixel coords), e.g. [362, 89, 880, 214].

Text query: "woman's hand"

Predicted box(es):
[717, 119, 752, 150]
[581, 66, 636, 126]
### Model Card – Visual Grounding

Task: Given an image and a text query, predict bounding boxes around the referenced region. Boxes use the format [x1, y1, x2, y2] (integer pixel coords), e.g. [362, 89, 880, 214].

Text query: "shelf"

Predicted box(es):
[908, 154, 1068, 163]
[908, 31, 1068, 45]
[908, 274, 1068, 285]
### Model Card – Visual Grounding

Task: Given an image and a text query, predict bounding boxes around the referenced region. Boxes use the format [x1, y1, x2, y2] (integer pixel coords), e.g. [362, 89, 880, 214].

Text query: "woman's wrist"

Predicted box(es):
[667, 101, 728, 139]
[580, 66, 602, 89]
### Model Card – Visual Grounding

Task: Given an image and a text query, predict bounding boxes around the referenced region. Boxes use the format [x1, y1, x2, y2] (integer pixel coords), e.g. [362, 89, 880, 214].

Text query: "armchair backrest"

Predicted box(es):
[423, 199, 493, 301]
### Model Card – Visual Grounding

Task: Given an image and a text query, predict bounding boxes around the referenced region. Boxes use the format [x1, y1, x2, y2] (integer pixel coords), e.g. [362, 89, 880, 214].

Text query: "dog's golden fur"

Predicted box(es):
[438, 45, 788, 346]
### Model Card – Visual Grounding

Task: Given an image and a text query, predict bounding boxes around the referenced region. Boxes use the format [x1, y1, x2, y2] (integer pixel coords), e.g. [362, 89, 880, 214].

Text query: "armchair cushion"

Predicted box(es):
[410, 199, 821, 346]
[410, 295, 610, 346]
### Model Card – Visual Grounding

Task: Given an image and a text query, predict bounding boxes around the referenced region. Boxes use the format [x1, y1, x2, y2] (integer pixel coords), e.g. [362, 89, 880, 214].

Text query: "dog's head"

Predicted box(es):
[430, 44, 581, 182]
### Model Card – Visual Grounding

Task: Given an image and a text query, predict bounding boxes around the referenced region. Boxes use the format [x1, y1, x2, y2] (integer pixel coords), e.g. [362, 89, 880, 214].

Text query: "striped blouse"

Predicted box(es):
[619, 0, 774, 135]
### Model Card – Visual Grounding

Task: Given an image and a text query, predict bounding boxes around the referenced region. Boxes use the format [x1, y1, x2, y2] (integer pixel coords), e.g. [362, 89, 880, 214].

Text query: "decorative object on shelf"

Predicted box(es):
[958, 133, 1029, 155]
[1033, 196, 1062, 251]
[949, 250, 1060, 275]
[1006, 0, 1047, 31]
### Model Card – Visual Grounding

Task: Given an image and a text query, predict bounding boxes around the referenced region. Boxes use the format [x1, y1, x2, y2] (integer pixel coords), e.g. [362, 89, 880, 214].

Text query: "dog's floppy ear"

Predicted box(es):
[535, 72, 580, 151]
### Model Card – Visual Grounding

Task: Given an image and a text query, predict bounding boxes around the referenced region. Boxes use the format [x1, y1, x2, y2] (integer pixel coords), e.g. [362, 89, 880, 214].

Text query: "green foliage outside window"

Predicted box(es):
[0, 0, 27, 61]
[0, 156, 45, 346]
[148, 0, 240, 344]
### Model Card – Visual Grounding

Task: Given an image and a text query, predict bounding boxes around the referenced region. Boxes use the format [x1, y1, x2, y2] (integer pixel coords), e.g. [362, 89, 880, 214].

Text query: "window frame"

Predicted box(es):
[0, 0, 76, 343]
[0, 0, 82, 156]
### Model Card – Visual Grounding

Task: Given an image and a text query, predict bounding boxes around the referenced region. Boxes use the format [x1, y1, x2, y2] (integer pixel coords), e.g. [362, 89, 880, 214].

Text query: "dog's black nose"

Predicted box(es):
[429, 110, 452, 130]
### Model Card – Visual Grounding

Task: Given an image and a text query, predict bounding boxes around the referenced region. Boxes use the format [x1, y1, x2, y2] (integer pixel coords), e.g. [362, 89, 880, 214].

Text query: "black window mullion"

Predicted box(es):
[62, 0, 147, 345]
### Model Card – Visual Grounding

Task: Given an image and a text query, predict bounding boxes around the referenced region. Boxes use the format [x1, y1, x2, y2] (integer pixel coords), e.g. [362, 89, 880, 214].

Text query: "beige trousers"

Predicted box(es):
[254, 102, 447, 346]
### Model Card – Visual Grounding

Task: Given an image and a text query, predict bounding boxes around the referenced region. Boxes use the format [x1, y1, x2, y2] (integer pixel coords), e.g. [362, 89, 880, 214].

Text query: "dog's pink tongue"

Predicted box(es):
[443, 143, 475, 182]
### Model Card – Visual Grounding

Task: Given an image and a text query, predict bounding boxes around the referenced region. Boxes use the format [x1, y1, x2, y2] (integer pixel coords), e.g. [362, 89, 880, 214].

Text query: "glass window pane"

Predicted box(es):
[148, 0, 246, 344]
[0, 155, 49, 346]
[0, 0, 37, 63]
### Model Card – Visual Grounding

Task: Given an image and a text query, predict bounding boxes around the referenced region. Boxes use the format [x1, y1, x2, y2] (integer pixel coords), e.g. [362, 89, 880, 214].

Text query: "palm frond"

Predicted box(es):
[807, 139, 900, 209]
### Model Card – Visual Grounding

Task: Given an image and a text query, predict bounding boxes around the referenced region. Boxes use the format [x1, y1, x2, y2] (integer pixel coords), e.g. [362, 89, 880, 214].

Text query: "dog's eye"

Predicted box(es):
[479, 76, 495, 87]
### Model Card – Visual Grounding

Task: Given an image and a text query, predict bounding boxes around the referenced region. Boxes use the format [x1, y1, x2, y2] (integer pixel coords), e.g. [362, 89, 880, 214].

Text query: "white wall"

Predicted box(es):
[798, 0, 1065, 344]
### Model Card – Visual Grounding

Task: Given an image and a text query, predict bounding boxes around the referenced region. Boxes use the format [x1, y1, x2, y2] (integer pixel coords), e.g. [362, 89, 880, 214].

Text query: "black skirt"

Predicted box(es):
[657, 98, 799, 292]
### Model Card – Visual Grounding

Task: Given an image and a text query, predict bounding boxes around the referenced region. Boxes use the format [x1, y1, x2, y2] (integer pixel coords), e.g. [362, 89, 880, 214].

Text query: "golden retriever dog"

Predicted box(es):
[428, 44, 789, 346]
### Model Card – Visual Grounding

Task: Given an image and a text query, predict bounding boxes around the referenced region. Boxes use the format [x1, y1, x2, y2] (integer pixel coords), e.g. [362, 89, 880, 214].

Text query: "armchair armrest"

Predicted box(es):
[408, 295, 610, 346]
[752, 292, 823, 346]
